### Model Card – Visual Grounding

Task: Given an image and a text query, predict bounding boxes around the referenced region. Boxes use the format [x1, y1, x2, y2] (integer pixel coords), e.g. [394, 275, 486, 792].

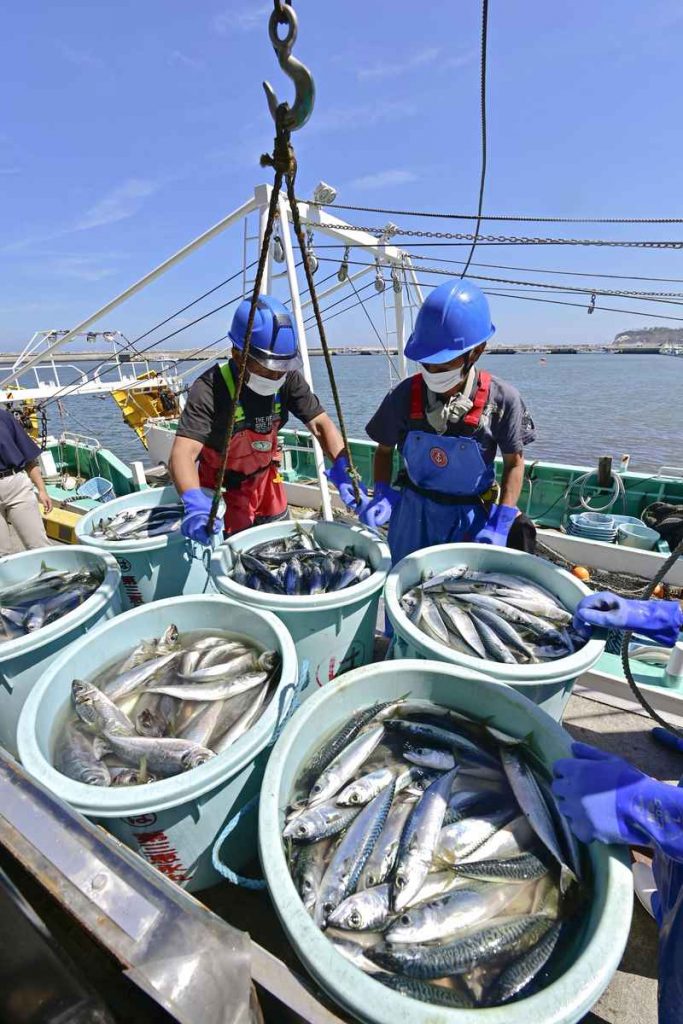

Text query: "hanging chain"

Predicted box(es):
[206, 173, 283, 532]
[285, 173, 363, 506]
[207, 1, 362, 525]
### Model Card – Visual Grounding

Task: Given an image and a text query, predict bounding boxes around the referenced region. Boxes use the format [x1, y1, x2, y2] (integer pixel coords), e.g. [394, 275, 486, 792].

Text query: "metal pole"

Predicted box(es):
[405, 257, 425, 305]
[393, 274, 407, 380]
[0, 195, 261, 389]
[277, 191, 334, 521]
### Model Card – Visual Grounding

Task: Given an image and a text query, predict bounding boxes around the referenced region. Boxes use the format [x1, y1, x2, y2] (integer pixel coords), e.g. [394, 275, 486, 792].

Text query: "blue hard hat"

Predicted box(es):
[404, 278, 495, 364]
[229, 295, 302, 372]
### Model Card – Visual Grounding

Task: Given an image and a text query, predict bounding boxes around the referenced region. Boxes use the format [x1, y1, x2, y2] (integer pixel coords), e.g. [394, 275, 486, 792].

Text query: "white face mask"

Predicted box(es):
[420, 364, 465, 394]
[246, 370, 284, 397]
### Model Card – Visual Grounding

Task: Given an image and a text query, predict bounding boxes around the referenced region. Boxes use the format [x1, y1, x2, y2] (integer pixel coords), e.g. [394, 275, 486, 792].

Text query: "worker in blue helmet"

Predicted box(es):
[552, 591, 683, 1024]
[361, 279, 536, 565]
[170, 295, 365, 541]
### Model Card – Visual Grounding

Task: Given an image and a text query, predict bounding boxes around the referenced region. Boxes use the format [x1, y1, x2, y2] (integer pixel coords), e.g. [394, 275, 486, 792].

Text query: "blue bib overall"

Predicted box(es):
[387, 373, 496, 566]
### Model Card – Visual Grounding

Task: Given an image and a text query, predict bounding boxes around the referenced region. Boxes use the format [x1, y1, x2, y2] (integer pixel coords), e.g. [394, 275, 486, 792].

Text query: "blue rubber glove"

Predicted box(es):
[552, 741, 683, 859]
[359, 482, 401, 529]
[474, 503, 518, 546]
[326, 455, 370, 513]
[572, 593, 683, 645]
[652, 727, 683, 756]
[180, 488, 223, 545]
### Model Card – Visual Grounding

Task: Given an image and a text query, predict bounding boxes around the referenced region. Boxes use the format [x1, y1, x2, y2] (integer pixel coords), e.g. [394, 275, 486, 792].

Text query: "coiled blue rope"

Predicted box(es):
[212, 659, 309, 889]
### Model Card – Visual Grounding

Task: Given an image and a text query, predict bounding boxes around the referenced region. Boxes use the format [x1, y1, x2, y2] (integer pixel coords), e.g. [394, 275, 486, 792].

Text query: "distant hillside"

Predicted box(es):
[611, 326, 683, 346]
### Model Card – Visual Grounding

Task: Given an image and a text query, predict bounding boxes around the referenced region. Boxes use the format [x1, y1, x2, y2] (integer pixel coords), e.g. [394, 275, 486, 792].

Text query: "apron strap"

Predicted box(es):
[463, 369, 492, 427]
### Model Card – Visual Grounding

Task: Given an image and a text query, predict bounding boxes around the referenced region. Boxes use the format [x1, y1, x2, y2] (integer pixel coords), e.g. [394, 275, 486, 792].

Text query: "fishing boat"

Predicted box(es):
[2, 3, 682, 1020]
[0, 329, 183, 539]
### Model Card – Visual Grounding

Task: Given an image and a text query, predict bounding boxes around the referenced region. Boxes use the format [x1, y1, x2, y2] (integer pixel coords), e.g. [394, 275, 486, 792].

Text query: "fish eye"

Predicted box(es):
[400, 914, 411, 925]
[366, 874, 377, 886]
[295, 824, 307, 836]
[350, 912, 362, 927]
[395, 874, 406, 889]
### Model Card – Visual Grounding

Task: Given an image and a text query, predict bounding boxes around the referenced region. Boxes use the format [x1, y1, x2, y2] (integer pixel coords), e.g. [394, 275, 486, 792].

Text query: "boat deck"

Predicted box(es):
[1, 688, 672, 1023]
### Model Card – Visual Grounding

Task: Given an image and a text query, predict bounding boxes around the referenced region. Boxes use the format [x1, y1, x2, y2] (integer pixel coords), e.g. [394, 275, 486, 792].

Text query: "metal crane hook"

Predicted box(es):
[263, 3, 316, 133]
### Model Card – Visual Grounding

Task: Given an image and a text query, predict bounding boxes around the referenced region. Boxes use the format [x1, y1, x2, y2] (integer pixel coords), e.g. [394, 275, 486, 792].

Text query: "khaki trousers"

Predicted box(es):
[0, 472, 50, 556]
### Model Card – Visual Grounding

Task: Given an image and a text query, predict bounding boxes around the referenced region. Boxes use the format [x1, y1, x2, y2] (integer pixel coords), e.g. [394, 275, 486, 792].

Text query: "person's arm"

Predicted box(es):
[499, 451, 524, 508]
[169, 436, 204, 496]
[306, 412, 345, 461]
[26, 460, 52, 513]
[373, 444, 395, 487]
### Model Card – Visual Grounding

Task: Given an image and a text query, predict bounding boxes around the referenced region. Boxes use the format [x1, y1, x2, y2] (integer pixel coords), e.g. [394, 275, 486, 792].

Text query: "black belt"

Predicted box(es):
[399, 473, 487, 506]
[0, 466, 24, 479]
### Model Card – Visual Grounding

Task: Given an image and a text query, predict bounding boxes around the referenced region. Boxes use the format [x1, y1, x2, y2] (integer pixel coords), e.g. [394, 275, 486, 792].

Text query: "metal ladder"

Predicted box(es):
[381, 262, 421, 385]
[241, 212, 262, 299]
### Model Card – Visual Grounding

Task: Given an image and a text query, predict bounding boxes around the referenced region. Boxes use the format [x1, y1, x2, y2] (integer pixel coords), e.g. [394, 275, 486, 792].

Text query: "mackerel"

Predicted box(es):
[102, 651, 179, 702]
[385, 881, 520, 944]
[316, 782, 395, 926]
[368, 914, 555, 979]
[72, 679, 136, 737]
[392, 767, 458, 910]
[308, 724, 385, 805]
[501, 748, 577, 891]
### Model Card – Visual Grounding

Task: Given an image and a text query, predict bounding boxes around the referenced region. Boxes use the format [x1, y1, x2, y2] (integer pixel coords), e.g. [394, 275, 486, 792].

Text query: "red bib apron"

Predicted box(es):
[197, 363, 287, 535]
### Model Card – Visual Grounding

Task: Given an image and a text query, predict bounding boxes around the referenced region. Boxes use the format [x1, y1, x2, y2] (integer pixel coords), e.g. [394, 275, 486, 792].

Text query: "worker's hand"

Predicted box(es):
[180, 488, 223, 546]
[325, 455, 370, 513]
[473, 503, 517, 547]
[552, 741, 652, 847]
[37, 488, 53, 514]
[572, 592, 683, 645]
[359, 482, 401, 529]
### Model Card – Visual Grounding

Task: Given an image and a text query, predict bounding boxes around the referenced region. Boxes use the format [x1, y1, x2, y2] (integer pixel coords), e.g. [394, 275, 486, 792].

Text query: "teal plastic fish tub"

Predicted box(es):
[75, 486, 216, 609]
[384, 544, 605, 719]
[259, 660, 633, 1024]
[17, 594, 298, 891]
[211, 520, 391, 699]
[0, 545, 121, 757]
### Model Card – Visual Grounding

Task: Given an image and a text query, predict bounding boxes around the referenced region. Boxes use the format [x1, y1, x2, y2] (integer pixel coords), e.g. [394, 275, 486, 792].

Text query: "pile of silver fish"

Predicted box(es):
[227, 525, 372, 596]
[89, 504, 183, 542]
[401, 566, 584, 664]
[54, 625, 280, 786]
[284, 699, 583, 1009]
[0, 563, 105, 641]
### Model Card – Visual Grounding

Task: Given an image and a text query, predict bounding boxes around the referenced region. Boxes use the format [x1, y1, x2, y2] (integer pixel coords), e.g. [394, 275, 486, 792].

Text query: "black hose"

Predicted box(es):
[619, 536, 683, 734]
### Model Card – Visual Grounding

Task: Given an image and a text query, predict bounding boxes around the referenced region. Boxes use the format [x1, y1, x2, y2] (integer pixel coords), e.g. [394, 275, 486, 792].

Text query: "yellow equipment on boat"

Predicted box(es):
[110, 372, 180, 448]
[41, 505, 81, 545]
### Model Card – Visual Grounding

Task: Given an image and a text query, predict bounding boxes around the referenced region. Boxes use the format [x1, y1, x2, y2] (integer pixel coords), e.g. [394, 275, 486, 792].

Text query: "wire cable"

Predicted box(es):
[300, 202, 683, 226]
[461, 0, 489, 278]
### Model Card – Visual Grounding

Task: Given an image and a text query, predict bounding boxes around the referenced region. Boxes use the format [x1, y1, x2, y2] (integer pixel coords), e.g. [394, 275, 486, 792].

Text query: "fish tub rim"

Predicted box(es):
[259, 658, 633, 1024]
[211, 519, 391, 611]
[0, 545, 121, 661]
[16, 593, 298, 816]
[75, 485, 198, 554]
[384, 543, 605, 682]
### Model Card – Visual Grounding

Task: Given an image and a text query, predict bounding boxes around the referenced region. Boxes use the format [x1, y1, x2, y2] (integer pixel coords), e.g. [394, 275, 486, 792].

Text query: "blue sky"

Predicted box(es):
[3, 0, 683, 352]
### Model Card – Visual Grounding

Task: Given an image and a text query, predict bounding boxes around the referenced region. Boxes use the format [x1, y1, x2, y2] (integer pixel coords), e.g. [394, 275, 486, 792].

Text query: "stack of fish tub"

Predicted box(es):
[76, 485, 216, 609]
[17, 594, 297, 891]
[0, 546, 121, 757]
[259, 660, 633, 1024]
[211, 520, 391, 699]
[384, 544, 605, 719]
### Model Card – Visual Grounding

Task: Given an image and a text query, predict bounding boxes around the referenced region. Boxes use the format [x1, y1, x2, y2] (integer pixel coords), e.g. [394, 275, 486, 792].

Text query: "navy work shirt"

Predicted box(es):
[0, 410, 41, 470]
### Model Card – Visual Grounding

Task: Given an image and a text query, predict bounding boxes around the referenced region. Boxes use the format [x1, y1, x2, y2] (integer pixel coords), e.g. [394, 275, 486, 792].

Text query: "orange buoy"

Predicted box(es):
[571, 566, 591, 582]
